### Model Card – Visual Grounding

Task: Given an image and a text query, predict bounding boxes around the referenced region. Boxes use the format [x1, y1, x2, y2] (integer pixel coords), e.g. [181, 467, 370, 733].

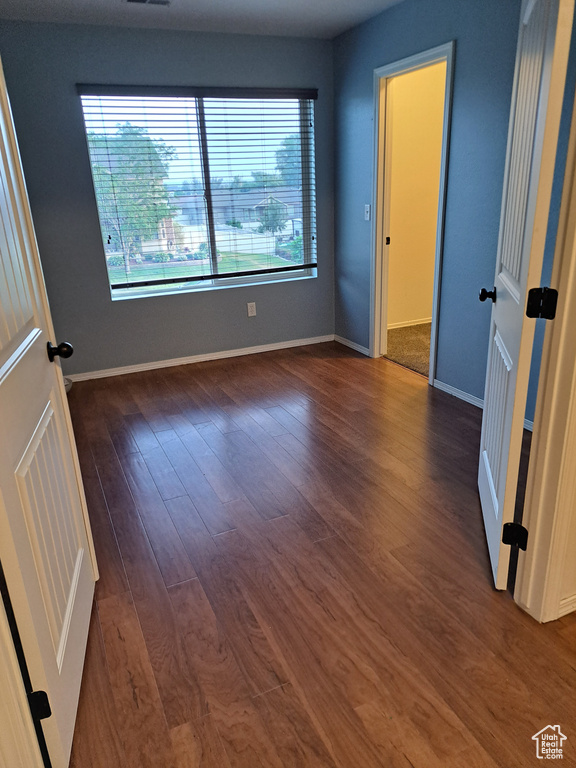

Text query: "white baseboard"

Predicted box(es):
[433, 380, 535, 431]
[387, 317, 432, 330]
[334, 335, 371, 356]
[68, 335, 335, 382]
[433, 379, 484, 409]
[67, 340, 540, 434]
[559, 593, 576, 618]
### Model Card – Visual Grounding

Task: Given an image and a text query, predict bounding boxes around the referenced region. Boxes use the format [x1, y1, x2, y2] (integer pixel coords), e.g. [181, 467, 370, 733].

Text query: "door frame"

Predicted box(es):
[370, 42, 455, 384]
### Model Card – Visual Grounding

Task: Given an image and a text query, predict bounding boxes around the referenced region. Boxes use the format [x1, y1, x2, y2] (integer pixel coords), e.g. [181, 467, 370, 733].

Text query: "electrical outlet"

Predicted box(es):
[247, 302, 256, 317]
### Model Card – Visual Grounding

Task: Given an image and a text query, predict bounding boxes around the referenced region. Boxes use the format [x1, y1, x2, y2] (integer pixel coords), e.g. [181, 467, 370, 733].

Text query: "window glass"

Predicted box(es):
[80, 92, 316, 298]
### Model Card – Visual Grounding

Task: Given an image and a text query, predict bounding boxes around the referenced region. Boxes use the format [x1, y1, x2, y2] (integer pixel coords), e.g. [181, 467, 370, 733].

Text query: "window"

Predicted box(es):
[78, 86, 317, 298]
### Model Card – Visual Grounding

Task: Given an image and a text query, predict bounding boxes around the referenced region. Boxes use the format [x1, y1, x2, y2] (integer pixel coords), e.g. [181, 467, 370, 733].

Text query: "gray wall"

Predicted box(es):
[333, 0, 522, 401]
[0, 21, 334, 374]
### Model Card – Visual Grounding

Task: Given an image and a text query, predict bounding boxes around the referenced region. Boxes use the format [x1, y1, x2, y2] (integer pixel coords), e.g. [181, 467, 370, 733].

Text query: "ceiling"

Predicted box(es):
[0, 0, 404, 39]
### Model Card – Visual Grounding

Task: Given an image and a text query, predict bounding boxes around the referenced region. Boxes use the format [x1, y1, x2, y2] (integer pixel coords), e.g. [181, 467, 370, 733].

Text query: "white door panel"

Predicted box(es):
[0, 58, 97, 767]
[478, 0, 572, 588]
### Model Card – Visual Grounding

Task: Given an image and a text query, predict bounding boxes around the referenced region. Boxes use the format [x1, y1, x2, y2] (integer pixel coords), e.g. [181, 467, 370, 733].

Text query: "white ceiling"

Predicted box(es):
[0, 0, 404, 39]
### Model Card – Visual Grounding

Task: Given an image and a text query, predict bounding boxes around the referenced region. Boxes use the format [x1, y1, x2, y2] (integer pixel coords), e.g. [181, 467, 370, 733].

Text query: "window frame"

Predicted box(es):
[78, 84, 318, 299]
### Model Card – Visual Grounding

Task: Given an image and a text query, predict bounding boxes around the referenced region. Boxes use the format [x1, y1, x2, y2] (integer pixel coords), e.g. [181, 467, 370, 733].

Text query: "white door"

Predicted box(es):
[0, 60, 97, 766]
[478, 0, 573, 589]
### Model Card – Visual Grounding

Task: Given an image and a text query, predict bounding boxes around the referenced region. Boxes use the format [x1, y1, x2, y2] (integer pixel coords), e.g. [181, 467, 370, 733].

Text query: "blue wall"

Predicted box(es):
[333, 0, 522, 400]
[0, 22, 334, 375]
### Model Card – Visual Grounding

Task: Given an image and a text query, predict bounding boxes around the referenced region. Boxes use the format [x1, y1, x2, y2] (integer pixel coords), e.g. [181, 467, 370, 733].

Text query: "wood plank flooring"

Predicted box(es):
[67, 342, 576, 768]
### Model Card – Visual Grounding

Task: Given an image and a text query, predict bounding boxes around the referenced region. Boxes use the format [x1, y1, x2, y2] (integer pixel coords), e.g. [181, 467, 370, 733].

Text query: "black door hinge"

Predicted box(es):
[502, 522, 529, 551]
[526, 287, 558, 319]
[28, 690, 52, 722]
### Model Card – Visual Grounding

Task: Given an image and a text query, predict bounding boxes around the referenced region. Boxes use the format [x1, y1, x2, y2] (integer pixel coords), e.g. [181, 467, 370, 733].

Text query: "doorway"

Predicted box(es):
[371, 43, 454, 383]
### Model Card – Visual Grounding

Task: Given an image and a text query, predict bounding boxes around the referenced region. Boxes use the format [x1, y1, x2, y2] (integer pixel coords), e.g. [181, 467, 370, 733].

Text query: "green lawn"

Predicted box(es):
[108, 252, 296, 286]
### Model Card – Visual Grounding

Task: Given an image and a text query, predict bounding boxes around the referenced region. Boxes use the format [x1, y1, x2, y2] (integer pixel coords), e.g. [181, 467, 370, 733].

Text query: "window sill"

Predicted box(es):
[109, 269, 317, 301]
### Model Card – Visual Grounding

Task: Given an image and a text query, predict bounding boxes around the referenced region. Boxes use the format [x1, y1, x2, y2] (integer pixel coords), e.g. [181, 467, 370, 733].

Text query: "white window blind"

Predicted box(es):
[78, 87, 317, 296]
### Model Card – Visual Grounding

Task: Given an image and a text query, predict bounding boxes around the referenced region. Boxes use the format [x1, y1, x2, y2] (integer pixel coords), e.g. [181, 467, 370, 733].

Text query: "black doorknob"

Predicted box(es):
[47, 341, 74, 363]
[479, 287, 497, 303]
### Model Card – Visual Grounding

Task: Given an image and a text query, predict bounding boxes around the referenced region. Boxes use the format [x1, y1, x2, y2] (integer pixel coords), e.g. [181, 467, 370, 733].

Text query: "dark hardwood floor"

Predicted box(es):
[67, 342, 576, 768]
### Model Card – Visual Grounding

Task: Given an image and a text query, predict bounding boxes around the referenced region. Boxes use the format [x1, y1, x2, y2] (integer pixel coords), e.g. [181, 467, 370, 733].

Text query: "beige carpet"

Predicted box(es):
[385, 322, 431, 377]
